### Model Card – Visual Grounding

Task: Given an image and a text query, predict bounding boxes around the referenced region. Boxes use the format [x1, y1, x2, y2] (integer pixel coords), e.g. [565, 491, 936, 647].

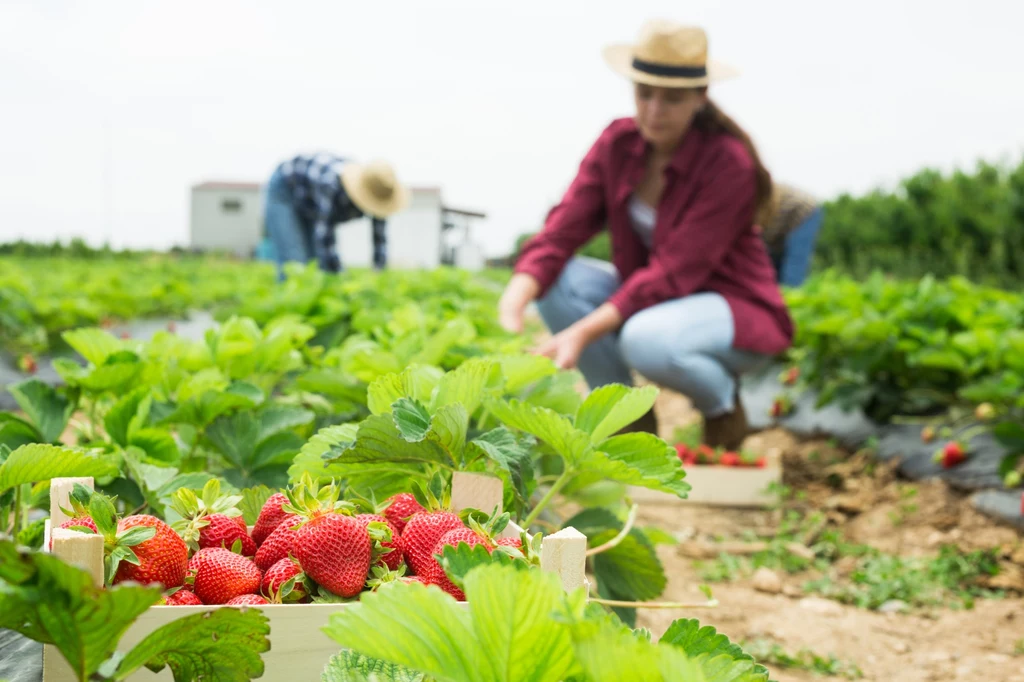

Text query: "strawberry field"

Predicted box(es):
[1, 255, 1023, 681]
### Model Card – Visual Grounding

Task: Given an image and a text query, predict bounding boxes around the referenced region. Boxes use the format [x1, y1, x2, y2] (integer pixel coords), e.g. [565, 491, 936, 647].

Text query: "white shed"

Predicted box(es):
[189, 181, 265, 257]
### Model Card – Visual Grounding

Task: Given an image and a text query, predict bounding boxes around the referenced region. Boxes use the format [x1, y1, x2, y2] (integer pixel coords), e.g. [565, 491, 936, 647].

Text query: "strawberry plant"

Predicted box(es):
[0, 538, 270, 682]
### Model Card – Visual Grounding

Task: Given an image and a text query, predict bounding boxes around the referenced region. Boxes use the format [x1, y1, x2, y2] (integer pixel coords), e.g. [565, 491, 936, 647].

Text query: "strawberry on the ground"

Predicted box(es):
[111, 514, 189, 588]
[261, 557, 307, 603]
[770, 395, 793, 419]
[383, 493, 425, 534]
[933, 441, 968, 469]
[188, 547, 262, 605]
[252, 493, 290, 547]
[283, 475, 381, 599]
[921, 426, 936, 444]
[162, 588, 203, 606]
[254, 514, 301, 572]
[18, 354, 37, 375]
[225, 594, 268, 606]
[356, 513, 403, 571]
[781, 366, 799, 386]
[170, 480, 253, 555]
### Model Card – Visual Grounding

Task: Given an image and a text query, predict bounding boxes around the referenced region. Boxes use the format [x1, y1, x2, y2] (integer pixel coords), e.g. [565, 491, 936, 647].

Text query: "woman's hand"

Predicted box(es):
[533, 327, 587, 370]
[498, 273, 541, 334]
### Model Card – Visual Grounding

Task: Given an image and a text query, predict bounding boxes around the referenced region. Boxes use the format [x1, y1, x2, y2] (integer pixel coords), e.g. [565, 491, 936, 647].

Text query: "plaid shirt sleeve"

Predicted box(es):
[372, 218, 387, 269]
[312, 174, 342, 273]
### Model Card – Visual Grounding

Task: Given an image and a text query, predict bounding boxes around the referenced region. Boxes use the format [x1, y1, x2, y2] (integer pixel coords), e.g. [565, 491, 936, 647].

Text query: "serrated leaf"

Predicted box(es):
[0, 412, 44, 450]
[16, 517, 48, 549]
[239, 485, 275, 526]
[129, 429, 181, 464]
[570, 616, 705, 682]
[256, 405, 315, 444]
[0, 539, 161, 679]
[659, 619, 771, 681]
[582, 433, 690, 498]
[7, 379, 75, 444]
[575, 384, 658, 443]
[340, 414, 452, 468]
[485, 398, 592, 465]
[993, 422, 1024, 453]
[494, 354, 558, 395]
[432, 358, 499, 417]
[436, 542, 524, 589]
[521, 371, 584, 415]
[411, 318, 476, 367]
[63, 328, 123, 366]
[392, 399, 432, 441]
[367, 365, 444, 416]
[297, 370, 368, 403]
[0, 444, 118, 495]
[113, 607, 270, 682]
[321, 650, 425, 682]
[287, 424, 360, 484]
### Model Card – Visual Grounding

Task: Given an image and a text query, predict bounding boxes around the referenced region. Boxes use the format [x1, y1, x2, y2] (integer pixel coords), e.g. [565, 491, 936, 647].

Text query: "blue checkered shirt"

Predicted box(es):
[278, 153, 387, 271]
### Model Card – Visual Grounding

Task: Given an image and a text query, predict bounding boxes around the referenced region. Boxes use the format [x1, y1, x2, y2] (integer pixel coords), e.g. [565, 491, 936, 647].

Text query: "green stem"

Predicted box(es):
[522, 469, 573, 529]
[12, 484, 23, 538]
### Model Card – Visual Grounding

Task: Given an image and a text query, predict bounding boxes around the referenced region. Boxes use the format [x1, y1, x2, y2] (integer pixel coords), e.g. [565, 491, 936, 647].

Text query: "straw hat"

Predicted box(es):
[603, 20, 739, 88]
[339, 160, 410, 219]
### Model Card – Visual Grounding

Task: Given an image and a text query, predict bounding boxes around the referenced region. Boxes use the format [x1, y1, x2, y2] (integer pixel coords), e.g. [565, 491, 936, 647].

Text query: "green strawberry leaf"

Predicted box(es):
[16, 517, 48, 550]
[659, 619, 773, 681]
[321, 650, 425, 682]
[0, 413, 43, 451]
[392, 399, 432, 441]
[493, 354, 558, 395]
[520, 371, 584, 416]
[431, 358, 500, 417]
[62, 327, 124, 366]
[484, 398, 592, 465]
[435, 542, 526, 590]
[104, 387, 150, 447]
[579, 433, 690, 498]
[129, 428, 181, 465]
[287, 424, 360, 483]
[411, 318, 476, 367]
[574, 384, 658, 444]
[366, 365, 444, 416]
[6, 379, 75, 444]
[112, 607, 270, 681]
[238, 485, 275, 526]
[0, 444, 118, 496]
[0, 538, 161, 680]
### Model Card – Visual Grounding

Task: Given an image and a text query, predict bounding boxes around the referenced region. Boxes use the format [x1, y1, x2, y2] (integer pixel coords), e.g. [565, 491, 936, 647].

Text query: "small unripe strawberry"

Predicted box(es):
[1004, 470, 1022, 489]
[18, 354, 37, 374]
[921, 426, 936, 444]
[782, 367, 799, 386]
[974, 403, 995, 421]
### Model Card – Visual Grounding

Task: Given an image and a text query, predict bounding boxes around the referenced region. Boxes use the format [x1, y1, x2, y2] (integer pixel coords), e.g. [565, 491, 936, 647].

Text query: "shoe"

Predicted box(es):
[702, 392, 749, 451]
[616, 408, 659, 436]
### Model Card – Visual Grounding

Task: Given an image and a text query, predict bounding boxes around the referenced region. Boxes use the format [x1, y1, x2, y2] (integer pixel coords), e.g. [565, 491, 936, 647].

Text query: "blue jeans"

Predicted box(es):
[536, 257, 772, 417]
[264, 167, 317, 281]
[773, 207, 823, 287]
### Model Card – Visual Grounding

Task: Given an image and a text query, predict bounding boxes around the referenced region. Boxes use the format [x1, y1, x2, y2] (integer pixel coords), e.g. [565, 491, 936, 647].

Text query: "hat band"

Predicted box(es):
[631, 57, 707, 79]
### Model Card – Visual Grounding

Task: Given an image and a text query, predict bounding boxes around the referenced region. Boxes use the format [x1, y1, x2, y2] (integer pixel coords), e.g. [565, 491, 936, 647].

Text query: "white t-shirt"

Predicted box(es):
[628, 194, 656, 248]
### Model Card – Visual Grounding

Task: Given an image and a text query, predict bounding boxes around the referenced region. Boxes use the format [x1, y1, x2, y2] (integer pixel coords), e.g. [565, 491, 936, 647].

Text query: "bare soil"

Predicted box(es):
[633, 388, 1024, 682]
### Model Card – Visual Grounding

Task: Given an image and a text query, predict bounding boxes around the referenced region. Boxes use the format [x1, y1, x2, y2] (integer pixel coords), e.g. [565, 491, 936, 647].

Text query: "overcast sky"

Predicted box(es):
[2, 0, 1023, 257]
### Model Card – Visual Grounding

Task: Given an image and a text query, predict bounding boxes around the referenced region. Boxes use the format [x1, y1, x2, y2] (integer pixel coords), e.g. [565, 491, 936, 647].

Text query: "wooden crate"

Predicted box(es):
[628, 462, 782, 508]
[42, 473, 588, 681]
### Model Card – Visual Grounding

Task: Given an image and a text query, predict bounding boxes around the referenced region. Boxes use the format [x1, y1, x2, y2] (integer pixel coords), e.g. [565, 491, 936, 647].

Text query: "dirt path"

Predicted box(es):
[633, 388, 1024, 681]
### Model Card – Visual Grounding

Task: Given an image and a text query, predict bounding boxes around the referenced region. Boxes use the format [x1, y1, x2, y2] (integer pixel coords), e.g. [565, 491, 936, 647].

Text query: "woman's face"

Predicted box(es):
[633, 83, 706, 150]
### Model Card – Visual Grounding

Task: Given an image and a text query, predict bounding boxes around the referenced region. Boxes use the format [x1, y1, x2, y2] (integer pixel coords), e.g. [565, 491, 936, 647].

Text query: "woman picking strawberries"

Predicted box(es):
[500, 20, 794, 450]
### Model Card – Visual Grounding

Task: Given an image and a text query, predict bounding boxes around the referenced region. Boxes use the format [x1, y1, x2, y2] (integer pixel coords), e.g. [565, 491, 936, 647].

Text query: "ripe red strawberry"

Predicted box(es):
[261, 558, 307, 603]
[58, 516, 98, 534]
[934, 441, 967, 469]
[252, 493, 290, 547]
[199, 514, 256, 556]
[782, 367, 799, 386]
[384, 493, 425, 534]
[770, 396, 792, 419]
[292, 512, 374, 598]
[674, 444, 697, 466]
[496, 536, 522, 549]
[719, 452, 741, 467]
[163, 589, 203, 606]
[113, 515, 189, 588]
[356, 513, 403, 571]
[254, 514, 300, 572]
[695, 444, 717, 465]
[1019, 491, 1024, 516]
[402, 510, 464, 577]
[225, 594, 268, 606]
[754, 457, 767, 469]
[189, 547, 261, 605]
[426, 527, 493, 601]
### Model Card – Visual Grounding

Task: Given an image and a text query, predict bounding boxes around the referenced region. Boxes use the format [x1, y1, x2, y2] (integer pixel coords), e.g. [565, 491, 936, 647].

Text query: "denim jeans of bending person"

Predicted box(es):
[536, 257, 773, 417]
[264, 167, 320, 282]
[771, 207, 824, 288]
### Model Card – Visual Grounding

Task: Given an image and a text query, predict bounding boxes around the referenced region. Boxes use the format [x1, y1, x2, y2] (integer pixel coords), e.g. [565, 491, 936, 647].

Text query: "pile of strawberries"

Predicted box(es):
[54, 476, 528, 607]
[674, 443, 766, 468]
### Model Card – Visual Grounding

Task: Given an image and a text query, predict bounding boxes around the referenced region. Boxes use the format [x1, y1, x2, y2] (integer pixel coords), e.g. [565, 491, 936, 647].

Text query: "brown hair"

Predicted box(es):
[692, 97, 775, 225]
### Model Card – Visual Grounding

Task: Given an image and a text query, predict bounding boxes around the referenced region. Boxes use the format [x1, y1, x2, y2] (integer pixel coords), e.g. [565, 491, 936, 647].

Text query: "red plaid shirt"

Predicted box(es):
[515, 118, 794, 356]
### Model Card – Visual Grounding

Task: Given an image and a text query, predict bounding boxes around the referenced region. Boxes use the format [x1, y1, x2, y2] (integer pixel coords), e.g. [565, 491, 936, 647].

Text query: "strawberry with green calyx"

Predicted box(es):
[252, 493, 290, 547]
[88, 492, 188, 589]
[261, 557, 308, 603]
[365, 564, 430, 591]
[18, 354, 37, 375]
[344, 491, 406, 571]
[675, 444, 697, 466]
[283, 474, 382, 599]
[933, 441, 968, 469]
[779, 366, 800, 386]
[383, 493, 426, 534]
[52, 482, 100, 539]
[425, 509, 514, 600]
[225, 594, 268, 606]
[718, 452, 741, 467]
[401, 473, 465, 577]
[921, 426, 936, 444]
[170, 479, 253, 556]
